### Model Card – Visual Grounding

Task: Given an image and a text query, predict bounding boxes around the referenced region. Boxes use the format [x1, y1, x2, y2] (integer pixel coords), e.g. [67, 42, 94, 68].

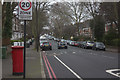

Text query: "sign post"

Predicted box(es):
[18, 0, 32, 79]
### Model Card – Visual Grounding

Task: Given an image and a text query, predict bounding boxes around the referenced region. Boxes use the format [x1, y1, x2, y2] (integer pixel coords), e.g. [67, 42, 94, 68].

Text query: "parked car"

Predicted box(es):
[69, 41, 76, 46]
[66, 40, 71, 45]
[82, 41, 94, 49]
[74, 42, 80, 47]
[58, 42, 68, 49]
[81, 41, 86, 48]
[40, 41, 52, 50]
[92, 42, 106, 51]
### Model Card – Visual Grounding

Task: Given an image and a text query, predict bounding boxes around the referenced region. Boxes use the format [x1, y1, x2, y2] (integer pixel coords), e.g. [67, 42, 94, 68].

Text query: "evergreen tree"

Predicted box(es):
[3, 2, 12, 38]
[90, 15, 105, 41]
[2, 2, 12, 46]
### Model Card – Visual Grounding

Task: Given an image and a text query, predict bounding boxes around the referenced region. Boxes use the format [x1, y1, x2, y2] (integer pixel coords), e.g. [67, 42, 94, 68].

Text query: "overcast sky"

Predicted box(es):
[2, 0, 120, 3]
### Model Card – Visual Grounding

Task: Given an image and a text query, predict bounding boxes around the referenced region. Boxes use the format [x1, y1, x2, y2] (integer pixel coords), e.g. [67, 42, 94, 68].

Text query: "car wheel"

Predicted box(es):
[96, 48, 98, 51]
[65, 46, 67, 49]
[50, 47, 52, 50]
[92, 47, 94, 50]
[103, 48, 106, 51]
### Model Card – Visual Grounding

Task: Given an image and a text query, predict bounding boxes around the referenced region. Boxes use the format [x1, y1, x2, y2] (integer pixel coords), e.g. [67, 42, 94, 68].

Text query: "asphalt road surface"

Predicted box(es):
[41, 40, 119, 80]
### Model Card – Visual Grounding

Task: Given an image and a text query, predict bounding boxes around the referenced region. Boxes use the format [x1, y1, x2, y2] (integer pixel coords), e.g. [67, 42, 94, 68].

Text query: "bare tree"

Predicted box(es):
[28, 2, 50, 51]
[84, 2, 100, 39]
[49, 2, 90, 37]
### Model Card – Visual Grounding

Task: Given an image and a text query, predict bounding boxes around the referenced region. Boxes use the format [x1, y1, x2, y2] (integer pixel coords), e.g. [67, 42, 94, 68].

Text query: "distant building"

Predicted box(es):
[11, 17, 23, 40]
[75, 20, 92, 38]
[105, 22, 118, 34]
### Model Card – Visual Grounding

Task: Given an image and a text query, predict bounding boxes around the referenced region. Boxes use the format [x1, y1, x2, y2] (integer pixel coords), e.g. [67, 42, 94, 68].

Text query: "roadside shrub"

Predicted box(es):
[73, 36, 79, 41]
[105, 38, 120, 47]
[111, 39, 120, 46]
[10, 40, 23, 45]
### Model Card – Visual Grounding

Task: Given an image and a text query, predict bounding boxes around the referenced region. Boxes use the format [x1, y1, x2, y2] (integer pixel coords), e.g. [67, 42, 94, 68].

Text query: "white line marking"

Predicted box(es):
[43, 51, 45, 53]
[102, 55, 114, 59]
[53, 53, 56, 54]
[54, 55, 83, 80]
[106, 69, 120, 78]
[73, 52, 76, 54]
[61, 53, 63, 54]
[64, 52, 67, 54]
[92, 53, 97, 55]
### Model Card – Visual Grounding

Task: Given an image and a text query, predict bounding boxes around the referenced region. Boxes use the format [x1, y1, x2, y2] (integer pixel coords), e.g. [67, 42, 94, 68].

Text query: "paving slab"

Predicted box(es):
[2, 42, 45, 79]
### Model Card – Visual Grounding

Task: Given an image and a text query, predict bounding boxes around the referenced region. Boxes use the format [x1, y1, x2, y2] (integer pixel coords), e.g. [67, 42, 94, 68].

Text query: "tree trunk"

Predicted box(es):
[2, 38, 10, 46]
[117, 2, 120, 53]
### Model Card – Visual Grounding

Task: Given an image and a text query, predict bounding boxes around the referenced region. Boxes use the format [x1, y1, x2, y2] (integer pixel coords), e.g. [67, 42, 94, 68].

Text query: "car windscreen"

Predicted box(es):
[88, 42, 94, 44]
[43, 42, 49, 45]
[97, 43, 104, 46]
[59, 43, 66, 45]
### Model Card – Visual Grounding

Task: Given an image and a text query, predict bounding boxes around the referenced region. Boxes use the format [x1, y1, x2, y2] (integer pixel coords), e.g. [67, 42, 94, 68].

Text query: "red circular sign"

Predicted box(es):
[19, 0, 32, 11]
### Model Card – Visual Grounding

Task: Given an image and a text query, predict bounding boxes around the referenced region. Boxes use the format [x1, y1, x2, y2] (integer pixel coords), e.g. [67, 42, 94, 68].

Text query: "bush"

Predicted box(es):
[111, 39, 120, 46]
[105, 38, 120, 46]
[19, 37, 29, 41]
[10, 40, 23, 45]
[73, 36, 79, 41]
[73, 36, 92, 41]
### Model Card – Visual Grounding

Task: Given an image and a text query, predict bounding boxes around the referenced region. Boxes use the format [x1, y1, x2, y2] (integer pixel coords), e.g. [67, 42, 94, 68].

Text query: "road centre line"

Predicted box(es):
[102, 55, 115, 59]
[54, 55, 83, 80]
[61, 53, 63, 54]
[73, 52, 76, 54]
[64, 52, 67, 54]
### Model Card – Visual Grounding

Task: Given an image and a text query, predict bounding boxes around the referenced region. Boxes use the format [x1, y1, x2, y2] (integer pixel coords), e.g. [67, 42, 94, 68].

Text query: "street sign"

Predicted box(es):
[19, 0, 32, 20]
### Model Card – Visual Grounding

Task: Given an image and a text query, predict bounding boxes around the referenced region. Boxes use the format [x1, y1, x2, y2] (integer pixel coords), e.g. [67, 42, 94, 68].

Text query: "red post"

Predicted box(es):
[11, 46, 24, 75]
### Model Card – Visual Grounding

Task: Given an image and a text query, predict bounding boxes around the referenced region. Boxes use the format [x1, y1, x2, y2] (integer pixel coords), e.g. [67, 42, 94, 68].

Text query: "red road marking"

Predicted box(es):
[44, 54, 57, 80]
[43, 54, 53, 80]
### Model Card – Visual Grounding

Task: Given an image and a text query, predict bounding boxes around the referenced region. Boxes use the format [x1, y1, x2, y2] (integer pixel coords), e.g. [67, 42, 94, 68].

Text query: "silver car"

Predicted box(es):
[92, 42, 106, 51]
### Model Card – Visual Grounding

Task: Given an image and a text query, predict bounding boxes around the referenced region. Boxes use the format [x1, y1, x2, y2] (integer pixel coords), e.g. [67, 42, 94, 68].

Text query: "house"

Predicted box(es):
[75, 20, 92, 38]
[105, 22, 118, 33]
[11, 15, 24, 40]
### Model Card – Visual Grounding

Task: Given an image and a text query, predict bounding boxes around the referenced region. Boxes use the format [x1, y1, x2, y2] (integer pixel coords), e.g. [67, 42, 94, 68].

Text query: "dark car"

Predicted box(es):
[92, 42, 106, 51]
[79, 41, 84, 48]
[58, 42, 67, 49]
[40, 42, 52, 50]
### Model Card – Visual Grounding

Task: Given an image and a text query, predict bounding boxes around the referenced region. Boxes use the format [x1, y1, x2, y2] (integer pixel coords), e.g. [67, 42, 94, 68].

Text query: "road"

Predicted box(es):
[41, 40, 119, 79]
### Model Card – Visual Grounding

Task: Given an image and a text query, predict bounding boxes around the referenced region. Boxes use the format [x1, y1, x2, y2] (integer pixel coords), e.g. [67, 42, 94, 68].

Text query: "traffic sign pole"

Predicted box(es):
[23, 20, 26, 79]
[18, 0, 32, 78]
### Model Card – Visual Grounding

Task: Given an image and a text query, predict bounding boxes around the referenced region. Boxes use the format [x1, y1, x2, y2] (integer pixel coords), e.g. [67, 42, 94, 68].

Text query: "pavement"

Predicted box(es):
[106, 46, 119, 53]
[1, 42, 45, 79]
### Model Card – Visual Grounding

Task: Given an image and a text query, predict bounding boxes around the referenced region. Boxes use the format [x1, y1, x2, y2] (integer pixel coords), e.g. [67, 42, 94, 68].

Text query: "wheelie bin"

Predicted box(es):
[2, 46, 7, 59]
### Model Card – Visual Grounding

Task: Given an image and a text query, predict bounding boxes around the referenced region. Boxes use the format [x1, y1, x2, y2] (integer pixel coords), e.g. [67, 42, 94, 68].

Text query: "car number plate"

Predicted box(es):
[90, 44, 93, 46]
[62, 46, 64, 47]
